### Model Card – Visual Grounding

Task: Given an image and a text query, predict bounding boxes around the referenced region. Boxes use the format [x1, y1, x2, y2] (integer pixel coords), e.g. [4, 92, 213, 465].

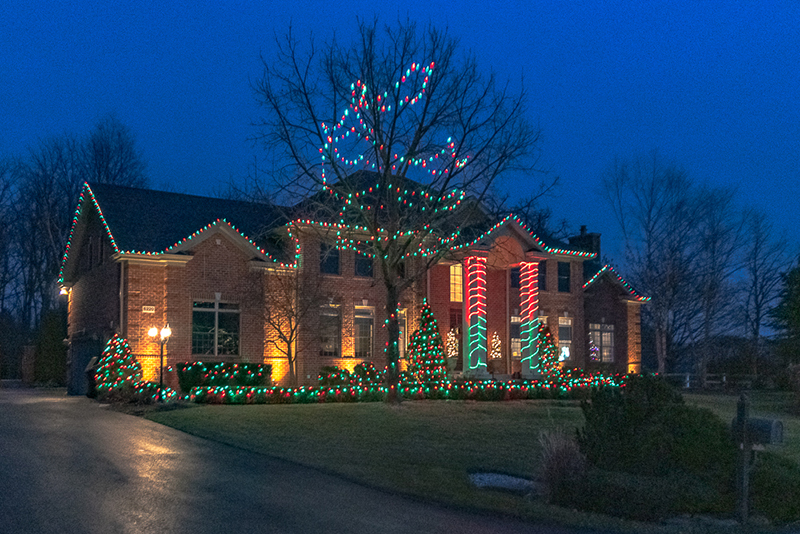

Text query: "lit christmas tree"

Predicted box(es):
[490, 331, 502, 359]
[94, 334, 142, 397]
[532, 322, 561, 378]
[407, 300, 448, 383]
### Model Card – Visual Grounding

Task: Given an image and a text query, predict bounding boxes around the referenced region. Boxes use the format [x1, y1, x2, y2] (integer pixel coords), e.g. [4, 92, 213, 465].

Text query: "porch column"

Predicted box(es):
[464, 253, 490, 378]
[520, 256, 545, 378]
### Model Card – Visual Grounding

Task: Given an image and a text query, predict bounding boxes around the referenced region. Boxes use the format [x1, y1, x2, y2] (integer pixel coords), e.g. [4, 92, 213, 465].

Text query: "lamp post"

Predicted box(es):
[148, 324, 171, 402]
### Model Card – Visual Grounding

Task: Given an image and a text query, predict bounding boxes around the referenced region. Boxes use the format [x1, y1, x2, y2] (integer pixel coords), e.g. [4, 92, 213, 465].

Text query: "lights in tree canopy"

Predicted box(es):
[583, 264, 650, 302]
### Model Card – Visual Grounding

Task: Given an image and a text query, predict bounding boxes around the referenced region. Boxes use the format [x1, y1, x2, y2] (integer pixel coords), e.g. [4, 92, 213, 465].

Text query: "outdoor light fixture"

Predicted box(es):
[148, 324, 171, 402]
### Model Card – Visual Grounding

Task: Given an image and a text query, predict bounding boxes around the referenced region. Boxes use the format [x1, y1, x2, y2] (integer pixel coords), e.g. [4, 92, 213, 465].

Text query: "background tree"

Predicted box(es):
[602, 153, 702, 373]
[741, 210, 790, 373]
[691, 186, 742, 385]
[771, 258, 800, 365]
[253, 20, 543, 399]
[82, 114, 148, 187]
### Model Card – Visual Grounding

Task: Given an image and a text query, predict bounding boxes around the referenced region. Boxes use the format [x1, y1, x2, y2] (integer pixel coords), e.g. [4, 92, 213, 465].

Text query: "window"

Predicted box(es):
[510, 267, 521, 289]
[192, 301, 240, 356]
[558, 316, 572, 361]
[510, 315, 521, 360]
[354, 248, 374, 277]
[539, 260, 547, 291]
[319, 306, 341, 357]
[450, 264, 463, 302]
[589, 323, 615, 363]
[320, 244, 340, 275]
[558, 262, 571, 293]
[398, 309, 407, 360]
[354, 307, 374, 359]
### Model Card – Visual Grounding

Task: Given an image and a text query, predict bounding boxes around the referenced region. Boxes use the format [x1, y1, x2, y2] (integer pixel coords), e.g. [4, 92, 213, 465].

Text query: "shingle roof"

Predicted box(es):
[86, 183, 286, 254]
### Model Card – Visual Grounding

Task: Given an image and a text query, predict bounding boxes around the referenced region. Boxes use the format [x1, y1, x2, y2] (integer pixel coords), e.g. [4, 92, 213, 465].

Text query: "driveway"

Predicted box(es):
[0, 389, 596, 534]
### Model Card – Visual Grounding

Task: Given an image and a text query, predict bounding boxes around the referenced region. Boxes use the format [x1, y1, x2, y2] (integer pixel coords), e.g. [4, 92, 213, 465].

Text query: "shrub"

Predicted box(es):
[537, 429, 586, 504]
[751, 452, 800, 523]
[577, 374, 736, 483]
[318, 366, 351, 386]
[351, 362, 383, 385]
[173, 362, 271, 392]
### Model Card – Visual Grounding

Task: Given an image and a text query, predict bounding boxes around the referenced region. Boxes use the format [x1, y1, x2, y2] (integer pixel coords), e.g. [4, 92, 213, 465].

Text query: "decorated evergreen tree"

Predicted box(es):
[94, 334, 142, 397]
[407, 300, 448, 383]
[533, 322, 561, 379]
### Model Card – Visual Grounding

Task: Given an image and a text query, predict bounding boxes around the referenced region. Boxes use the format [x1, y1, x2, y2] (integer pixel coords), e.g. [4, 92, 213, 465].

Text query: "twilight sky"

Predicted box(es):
[2, 0, 798, 263]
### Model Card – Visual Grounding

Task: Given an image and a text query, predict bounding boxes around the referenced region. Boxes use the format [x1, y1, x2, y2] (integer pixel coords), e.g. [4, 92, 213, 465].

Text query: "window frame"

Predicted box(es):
[320, 244, 340, 275]
[558, 316, 572, 361]
[192, 299, 241, 357]
[449, 263, 463, 303]
[354, 247, 374, 278]
[319, 305, 341, 357]
[589, 323, 615, 363]
[354, 306, 374, 359]
[557, 262, 571, 293]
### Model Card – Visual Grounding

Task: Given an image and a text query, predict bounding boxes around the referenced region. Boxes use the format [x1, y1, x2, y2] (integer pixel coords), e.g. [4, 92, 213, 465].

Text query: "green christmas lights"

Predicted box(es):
[407, 301, 448, 383]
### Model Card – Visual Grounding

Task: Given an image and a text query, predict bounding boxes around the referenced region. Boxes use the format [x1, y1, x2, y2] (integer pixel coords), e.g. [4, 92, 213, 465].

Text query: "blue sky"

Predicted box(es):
[2, 0, 798, 262]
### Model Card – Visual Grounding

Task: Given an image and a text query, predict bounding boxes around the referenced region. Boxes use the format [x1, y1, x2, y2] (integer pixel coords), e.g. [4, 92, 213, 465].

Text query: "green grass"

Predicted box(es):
[147, 395, 800, 533]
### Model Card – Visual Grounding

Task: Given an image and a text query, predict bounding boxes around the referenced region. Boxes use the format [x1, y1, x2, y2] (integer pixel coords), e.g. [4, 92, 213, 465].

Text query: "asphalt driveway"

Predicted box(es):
[0, 388, 595, 534]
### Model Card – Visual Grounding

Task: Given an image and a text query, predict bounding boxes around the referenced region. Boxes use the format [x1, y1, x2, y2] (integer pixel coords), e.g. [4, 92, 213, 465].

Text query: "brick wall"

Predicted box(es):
[583, 275, 641, 374]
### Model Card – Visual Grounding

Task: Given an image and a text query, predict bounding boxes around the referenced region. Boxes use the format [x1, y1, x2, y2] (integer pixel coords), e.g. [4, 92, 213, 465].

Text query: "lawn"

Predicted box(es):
[148, 393, 800, 533]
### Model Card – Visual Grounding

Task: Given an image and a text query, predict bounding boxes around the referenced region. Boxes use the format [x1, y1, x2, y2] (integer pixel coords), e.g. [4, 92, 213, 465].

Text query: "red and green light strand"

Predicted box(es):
[519, 261, 540, 371]
[583, 264, 650, 302]
[466, 255, 488, 372]
[93, 333, 178, 402]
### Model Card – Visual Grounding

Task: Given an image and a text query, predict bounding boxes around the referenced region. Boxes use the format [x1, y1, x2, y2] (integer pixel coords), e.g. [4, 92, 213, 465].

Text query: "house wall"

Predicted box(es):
[123, 232, 267, 386]
[292, 231, 425, 384]
[536, 258, 586, 368]
[583, 277, 643, 374]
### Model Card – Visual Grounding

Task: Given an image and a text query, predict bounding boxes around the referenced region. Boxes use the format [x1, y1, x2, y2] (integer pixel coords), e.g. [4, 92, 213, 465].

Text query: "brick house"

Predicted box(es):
[60, 182, 647, 394]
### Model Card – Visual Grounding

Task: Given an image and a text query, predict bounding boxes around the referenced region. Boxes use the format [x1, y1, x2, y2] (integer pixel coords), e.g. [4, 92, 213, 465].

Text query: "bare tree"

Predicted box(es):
[602, 153, 702, 373]
[0, 159, 15, 312]
[692, 186, 742, 384]
[253, 20, 543, 399]
[741, 210, 790, 373]
[15, 136, 84, 328]
[82, 114, 149, 188]
[248, 263, 330, 386]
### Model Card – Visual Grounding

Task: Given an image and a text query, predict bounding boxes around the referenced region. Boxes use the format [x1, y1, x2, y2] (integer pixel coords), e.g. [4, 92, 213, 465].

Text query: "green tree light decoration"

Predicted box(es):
[407, 300, 448, 383]
[95, 333, 142, 396]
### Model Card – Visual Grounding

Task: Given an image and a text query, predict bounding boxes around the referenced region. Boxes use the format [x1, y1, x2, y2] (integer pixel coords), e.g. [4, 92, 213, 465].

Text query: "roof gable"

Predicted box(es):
[582, 264, 650, 302]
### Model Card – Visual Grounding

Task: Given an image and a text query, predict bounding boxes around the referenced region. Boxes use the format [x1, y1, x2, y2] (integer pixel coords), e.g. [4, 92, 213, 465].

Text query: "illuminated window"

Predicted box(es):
[450, 263, 463, 302]
[558, 316, 572, 361]
[192, 301, 240, 356]
[558, 262, 571, 292]
[354, 307, 374, 359]
[398, 309, 407, 360]
[589, 323, 615, 363]
[320, 306, 341, 357]
[510, 315, 521, 360]
[320, 244, 339, 275]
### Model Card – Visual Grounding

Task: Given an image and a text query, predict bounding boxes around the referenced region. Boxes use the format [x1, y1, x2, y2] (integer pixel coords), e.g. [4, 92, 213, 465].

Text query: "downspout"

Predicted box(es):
[118, 260, 125, 336]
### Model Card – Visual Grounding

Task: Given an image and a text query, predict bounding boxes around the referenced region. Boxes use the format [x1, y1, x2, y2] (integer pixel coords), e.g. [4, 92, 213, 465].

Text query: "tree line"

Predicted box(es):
[602, 152, 798, 378]
[0, 115, 147, 379]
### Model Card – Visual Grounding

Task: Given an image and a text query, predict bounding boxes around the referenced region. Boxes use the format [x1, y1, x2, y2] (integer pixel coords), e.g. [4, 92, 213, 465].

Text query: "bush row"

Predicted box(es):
[171, 362, 272, 393]
[189, 379, 605, 404]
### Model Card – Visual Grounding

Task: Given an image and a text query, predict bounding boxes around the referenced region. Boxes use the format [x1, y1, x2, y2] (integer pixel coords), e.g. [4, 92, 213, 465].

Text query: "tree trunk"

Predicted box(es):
[385, 283, 401, 404]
